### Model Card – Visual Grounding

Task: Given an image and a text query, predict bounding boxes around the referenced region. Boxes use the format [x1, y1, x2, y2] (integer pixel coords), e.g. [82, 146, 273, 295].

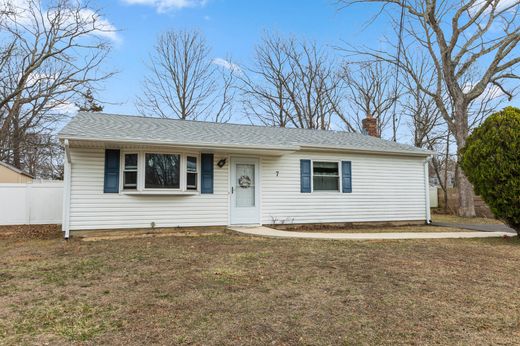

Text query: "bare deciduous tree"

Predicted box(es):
[239, 35, 293, 127]
[0, 0, 114, 174]
[23, 132, 64, 179]
[136, 30, 235, 122]
[342, 61, 399, 137]
[402, 65, 450, 207]
[239, 34, 355, 130]
[338, 0, 520, 216]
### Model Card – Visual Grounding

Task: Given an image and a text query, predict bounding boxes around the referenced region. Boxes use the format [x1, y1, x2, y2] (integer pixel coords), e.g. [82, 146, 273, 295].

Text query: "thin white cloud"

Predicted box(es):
[51, 101, 79, 116]
[1, 0, 119, 42]
[463, 82, 506, 102]
[78, 8, 120, 42]
[213, 58, 241, 73]
[470, 0, 519, 15]
[121, 0, 207, 13]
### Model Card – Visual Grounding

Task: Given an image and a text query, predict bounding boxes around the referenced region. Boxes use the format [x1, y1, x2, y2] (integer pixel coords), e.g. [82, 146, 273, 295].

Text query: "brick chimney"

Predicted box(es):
[362, 115, 379, 137]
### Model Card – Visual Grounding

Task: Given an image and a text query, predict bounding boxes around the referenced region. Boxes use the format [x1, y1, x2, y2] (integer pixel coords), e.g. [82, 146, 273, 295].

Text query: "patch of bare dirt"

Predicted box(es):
[0, 224, 61, 240]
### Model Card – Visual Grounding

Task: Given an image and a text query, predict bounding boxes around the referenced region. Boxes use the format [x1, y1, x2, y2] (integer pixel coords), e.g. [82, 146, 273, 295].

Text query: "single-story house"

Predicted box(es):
[0, 160, 33, 183]
[58, 112, 432, 238]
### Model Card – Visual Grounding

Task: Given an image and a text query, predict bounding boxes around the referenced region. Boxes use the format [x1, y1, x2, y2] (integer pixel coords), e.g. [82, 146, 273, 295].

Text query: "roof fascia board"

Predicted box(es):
[60, 136, 300, 152]
[299, 145, 434, 157]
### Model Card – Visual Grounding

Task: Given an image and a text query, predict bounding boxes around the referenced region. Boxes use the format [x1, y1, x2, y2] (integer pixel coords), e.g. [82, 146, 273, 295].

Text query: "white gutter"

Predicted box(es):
[299, 144, 434, 157]
[62, 139, 72, 239]
[58, 135, 301, 152]
[424, 158, 432, 224]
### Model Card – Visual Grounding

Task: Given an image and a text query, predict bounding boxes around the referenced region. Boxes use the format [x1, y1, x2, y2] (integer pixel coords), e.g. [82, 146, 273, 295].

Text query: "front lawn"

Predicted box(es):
[1, 231, 519, 344]
[274, 224, 469, 233]
[432, 214, 504, 225]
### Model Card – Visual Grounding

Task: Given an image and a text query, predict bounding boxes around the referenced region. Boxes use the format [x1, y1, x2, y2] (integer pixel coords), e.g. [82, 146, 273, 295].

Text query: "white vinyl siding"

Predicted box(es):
[67, 147, 428, 231]
[260, 151, 427, 224]
[68, 147, 228, 230]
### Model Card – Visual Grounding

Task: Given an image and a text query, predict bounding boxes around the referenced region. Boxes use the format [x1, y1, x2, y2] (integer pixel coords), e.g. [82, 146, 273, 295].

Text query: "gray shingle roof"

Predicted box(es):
[59, 112, 431, 156]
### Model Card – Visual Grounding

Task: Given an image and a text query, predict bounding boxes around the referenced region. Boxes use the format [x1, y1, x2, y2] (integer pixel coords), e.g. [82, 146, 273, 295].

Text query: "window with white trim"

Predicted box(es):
[186, 156, 198, 190]
[145, 153, 180, 189]
[120, 152, 200, 193]
[312, 161, 340, 191]
[123, 153, 138, 190]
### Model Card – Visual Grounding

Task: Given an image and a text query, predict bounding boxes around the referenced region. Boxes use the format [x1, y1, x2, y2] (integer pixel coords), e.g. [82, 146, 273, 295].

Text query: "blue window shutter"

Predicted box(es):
[342, 161, 352, 193]
[300, 159, 311, 193]
[104, 149, 120, 193]
[201, 153, 214, 194]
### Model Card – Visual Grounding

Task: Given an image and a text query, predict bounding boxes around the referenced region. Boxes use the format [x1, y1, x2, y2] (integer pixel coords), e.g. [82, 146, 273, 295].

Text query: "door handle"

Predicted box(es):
[231, 186, 234, 194]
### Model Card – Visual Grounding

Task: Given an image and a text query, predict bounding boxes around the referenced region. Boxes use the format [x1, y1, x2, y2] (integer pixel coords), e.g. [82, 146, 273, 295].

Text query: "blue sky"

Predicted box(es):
[99, 0, 387, 116]
[94, 0, 518, 141]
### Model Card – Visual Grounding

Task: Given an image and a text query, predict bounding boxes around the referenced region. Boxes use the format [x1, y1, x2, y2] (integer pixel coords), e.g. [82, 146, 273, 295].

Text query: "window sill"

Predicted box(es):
[121, 190, 199, 196]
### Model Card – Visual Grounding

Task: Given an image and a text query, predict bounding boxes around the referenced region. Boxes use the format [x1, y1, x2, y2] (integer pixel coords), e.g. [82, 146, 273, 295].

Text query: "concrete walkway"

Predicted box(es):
[228, 226, 515, 240]
[431, 222, 516, 233]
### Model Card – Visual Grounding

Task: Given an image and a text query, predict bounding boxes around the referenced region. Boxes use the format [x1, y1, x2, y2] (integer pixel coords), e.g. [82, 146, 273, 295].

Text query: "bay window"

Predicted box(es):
[120, 151, 200, 193]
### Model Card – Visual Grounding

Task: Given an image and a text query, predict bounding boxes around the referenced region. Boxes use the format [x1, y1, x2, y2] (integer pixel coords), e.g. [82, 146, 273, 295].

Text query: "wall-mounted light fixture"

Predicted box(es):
[217, 158, 227, 168]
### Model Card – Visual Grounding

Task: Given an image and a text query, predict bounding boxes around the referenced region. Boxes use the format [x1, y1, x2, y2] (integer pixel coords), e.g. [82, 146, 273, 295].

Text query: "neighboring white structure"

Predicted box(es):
[58, 112, 433, 238]
[0, 182, 63, 225]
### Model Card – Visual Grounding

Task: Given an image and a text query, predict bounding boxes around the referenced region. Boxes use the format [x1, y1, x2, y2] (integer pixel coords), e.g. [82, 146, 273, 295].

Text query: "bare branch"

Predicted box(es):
[0, 0, 115, 172]
[136, 30, 235, 122]
[238, 33, 355, 130]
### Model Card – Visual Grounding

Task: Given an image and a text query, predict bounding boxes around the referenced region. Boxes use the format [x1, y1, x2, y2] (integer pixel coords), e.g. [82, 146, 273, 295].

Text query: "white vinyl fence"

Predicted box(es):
[429, 186, 439, 208]
[0, 182, 63, 225]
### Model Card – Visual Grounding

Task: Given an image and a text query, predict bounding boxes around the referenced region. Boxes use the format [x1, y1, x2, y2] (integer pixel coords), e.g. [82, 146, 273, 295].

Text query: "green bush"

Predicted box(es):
[460, 107, 520, 234]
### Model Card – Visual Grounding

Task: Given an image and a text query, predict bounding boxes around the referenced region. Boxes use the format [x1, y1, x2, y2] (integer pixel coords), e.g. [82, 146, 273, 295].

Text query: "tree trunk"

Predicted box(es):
[11, 130, 21, 169]
[453, 120, 476, 217]
[456, 170, 476, 217]
[443, 131, 450, 213]
[9, 102, 23, 169]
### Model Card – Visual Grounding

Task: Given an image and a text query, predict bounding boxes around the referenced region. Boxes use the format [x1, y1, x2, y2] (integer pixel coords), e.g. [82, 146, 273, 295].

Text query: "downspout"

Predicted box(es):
[424, 157, 432, 224]
[62, 139, 72, 239]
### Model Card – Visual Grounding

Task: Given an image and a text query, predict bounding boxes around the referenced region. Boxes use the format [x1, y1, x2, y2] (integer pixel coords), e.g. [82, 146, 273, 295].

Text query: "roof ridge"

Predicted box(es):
[78, 111, 367, 136]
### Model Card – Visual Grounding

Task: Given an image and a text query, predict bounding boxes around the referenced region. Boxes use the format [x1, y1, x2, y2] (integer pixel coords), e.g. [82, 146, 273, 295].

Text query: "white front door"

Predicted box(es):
[230, 157, 260, 225]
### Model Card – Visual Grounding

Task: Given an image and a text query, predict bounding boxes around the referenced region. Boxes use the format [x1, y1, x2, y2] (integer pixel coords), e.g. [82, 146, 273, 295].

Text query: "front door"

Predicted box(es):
[230, 157, 260, 225]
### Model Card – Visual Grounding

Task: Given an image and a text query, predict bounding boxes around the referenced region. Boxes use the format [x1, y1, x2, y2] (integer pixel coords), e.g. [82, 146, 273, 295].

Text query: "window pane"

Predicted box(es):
[313, 176, 339, 191]
[124, 171, 137, 189]
[313, 162, 339, 191]
[187, 173, 197, 190]
[145, 153, 180, 189]
[125, 154, 138, 170]
[187, 156, 197, 173]
[236, 164, 255, 207]
[313, 161, 338, 176]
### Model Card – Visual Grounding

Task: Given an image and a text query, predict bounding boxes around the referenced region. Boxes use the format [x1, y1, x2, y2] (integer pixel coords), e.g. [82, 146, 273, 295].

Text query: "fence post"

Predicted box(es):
[26, 184, 32, 225]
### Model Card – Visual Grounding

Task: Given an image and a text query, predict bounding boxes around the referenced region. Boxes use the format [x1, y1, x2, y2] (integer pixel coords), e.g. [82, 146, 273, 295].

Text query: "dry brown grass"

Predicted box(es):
[274, 224, 469, 233]
[0, 224, 61, 240]
[432, 214, 504, 225]
[1, 231, 519, 345]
